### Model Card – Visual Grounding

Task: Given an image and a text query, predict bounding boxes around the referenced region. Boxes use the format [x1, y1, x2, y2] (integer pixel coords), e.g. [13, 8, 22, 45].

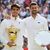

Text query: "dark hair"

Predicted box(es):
[30, 2, 39, 7]
[11, 4, 20, 9]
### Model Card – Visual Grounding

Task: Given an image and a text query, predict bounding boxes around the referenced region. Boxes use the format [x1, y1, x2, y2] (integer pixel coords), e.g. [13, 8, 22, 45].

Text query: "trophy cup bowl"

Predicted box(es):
[9, 33, 16, 46]
[7, 25, 18, 46]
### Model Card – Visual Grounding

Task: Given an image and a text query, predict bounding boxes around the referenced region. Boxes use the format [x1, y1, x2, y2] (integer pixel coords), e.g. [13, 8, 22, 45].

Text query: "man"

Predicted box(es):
[0, 4, 27, 50]
[23, 2, 48, 50]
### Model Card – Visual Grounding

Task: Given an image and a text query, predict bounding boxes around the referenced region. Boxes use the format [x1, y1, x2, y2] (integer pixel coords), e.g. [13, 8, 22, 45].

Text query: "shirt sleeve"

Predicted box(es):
[22, 20, 28, 38]
[43, 19, 48, 31]
[0, 20, 8, 45]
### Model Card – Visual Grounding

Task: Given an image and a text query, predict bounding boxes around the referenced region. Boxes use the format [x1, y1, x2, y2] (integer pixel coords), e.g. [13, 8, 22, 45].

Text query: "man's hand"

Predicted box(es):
[7, 41, 14, 47]
[41, 44, 50, 50]
[0, 42, 4, 50]
[46, 44, 50, 50]
[22, 36, 28, 48]
[41, 45, 46, 47]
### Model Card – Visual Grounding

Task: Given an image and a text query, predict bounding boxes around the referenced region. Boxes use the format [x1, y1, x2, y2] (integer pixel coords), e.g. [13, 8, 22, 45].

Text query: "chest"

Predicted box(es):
[5, 20, 22, 29]
[25, 18, 45, 36]
[4, 20, 23, 38]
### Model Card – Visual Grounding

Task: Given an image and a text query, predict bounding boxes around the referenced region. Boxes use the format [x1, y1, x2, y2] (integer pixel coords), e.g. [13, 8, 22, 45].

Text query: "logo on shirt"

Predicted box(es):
[38, 22, 40, 23]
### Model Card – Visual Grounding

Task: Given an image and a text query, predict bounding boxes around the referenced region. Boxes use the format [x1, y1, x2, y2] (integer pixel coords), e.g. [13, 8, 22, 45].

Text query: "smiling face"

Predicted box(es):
[11, 7, 20, 17]
[30, 4, 39, 14]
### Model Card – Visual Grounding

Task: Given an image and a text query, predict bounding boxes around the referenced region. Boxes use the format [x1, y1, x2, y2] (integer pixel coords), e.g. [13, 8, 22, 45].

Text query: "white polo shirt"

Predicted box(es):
[0, 17, 26, 50]
[23, 13, 48, 50]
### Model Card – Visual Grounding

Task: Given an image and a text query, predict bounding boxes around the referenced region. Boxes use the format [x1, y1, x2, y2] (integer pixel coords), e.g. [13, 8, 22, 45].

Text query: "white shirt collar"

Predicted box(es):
[11, 15, 19, 20]
[31, 13, 39, 21]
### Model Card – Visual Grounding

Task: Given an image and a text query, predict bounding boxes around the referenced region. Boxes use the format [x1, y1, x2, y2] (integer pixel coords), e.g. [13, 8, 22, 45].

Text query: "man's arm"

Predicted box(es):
[22, 20, 28, 50]
[43, 19, 48, 30]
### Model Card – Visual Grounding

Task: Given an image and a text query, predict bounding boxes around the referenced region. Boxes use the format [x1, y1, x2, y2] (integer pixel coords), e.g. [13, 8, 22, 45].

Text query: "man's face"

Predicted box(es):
[30, 5, 39, 14]
[11, 7, 20, 17]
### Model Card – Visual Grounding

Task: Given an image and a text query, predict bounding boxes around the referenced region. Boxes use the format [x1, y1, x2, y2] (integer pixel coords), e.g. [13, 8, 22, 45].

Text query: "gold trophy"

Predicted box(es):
[6, 25, 20, 47]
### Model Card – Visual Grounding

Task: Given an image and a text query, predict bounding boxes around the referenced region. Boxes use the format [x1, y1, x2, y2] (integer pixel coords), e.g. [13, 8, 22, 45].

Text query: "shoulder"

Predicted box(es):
[37, 14, 47, 22]
[1, 19, 11, 26]
[1, 19, 8, 24]
[22, 17, 32, 27]
[23, 16, 31, 22]
[0, 19, 8, 27]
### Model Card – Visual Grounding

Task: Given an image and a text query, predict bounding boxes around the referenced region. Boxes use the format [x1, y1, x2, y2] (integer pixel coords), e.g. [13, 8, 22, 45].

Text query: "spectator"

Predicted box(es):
[24, 0, 31, 7]
[0, 5, 4, 23]
[26, 7, 30, 17]
[19, 8, 27, 19]
[37, 0, 47, 6]
[16, 0, 25, 6]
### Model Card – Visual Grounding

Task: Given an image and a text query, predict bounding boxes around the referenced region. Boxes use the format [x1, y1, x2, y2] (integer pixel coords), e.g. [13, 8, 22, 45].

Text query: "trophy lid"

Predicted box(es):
[7, 25, 17, 34]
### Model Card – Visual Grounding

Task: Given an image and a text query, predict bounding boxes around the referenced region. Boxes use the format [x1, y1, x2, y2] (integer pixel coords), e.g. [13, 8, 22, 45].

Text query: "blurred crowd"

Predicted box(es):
[0, 0, 50, 29]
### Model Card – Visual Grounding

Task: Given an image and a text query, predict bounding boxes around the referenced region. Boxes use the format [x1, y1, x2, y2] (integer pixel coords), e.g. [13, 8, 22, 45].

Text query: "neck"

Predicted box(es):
[12, 15, 18, 20]
[32, 13, 37, 19]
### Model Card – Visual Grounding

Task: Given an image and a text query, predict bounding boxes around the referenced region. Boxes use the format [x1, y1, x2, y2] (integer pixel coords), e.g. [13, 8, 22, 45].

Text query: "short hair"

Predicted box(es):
[30, 2, 39, 7]
[11, 4, 20, 9]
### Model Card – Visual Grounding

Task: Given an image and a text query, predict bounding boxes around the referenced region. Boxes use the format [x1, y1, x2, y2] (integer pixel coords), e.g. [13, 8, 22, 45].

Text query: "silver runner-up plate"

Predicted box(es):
[35, 31, 50, 45]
